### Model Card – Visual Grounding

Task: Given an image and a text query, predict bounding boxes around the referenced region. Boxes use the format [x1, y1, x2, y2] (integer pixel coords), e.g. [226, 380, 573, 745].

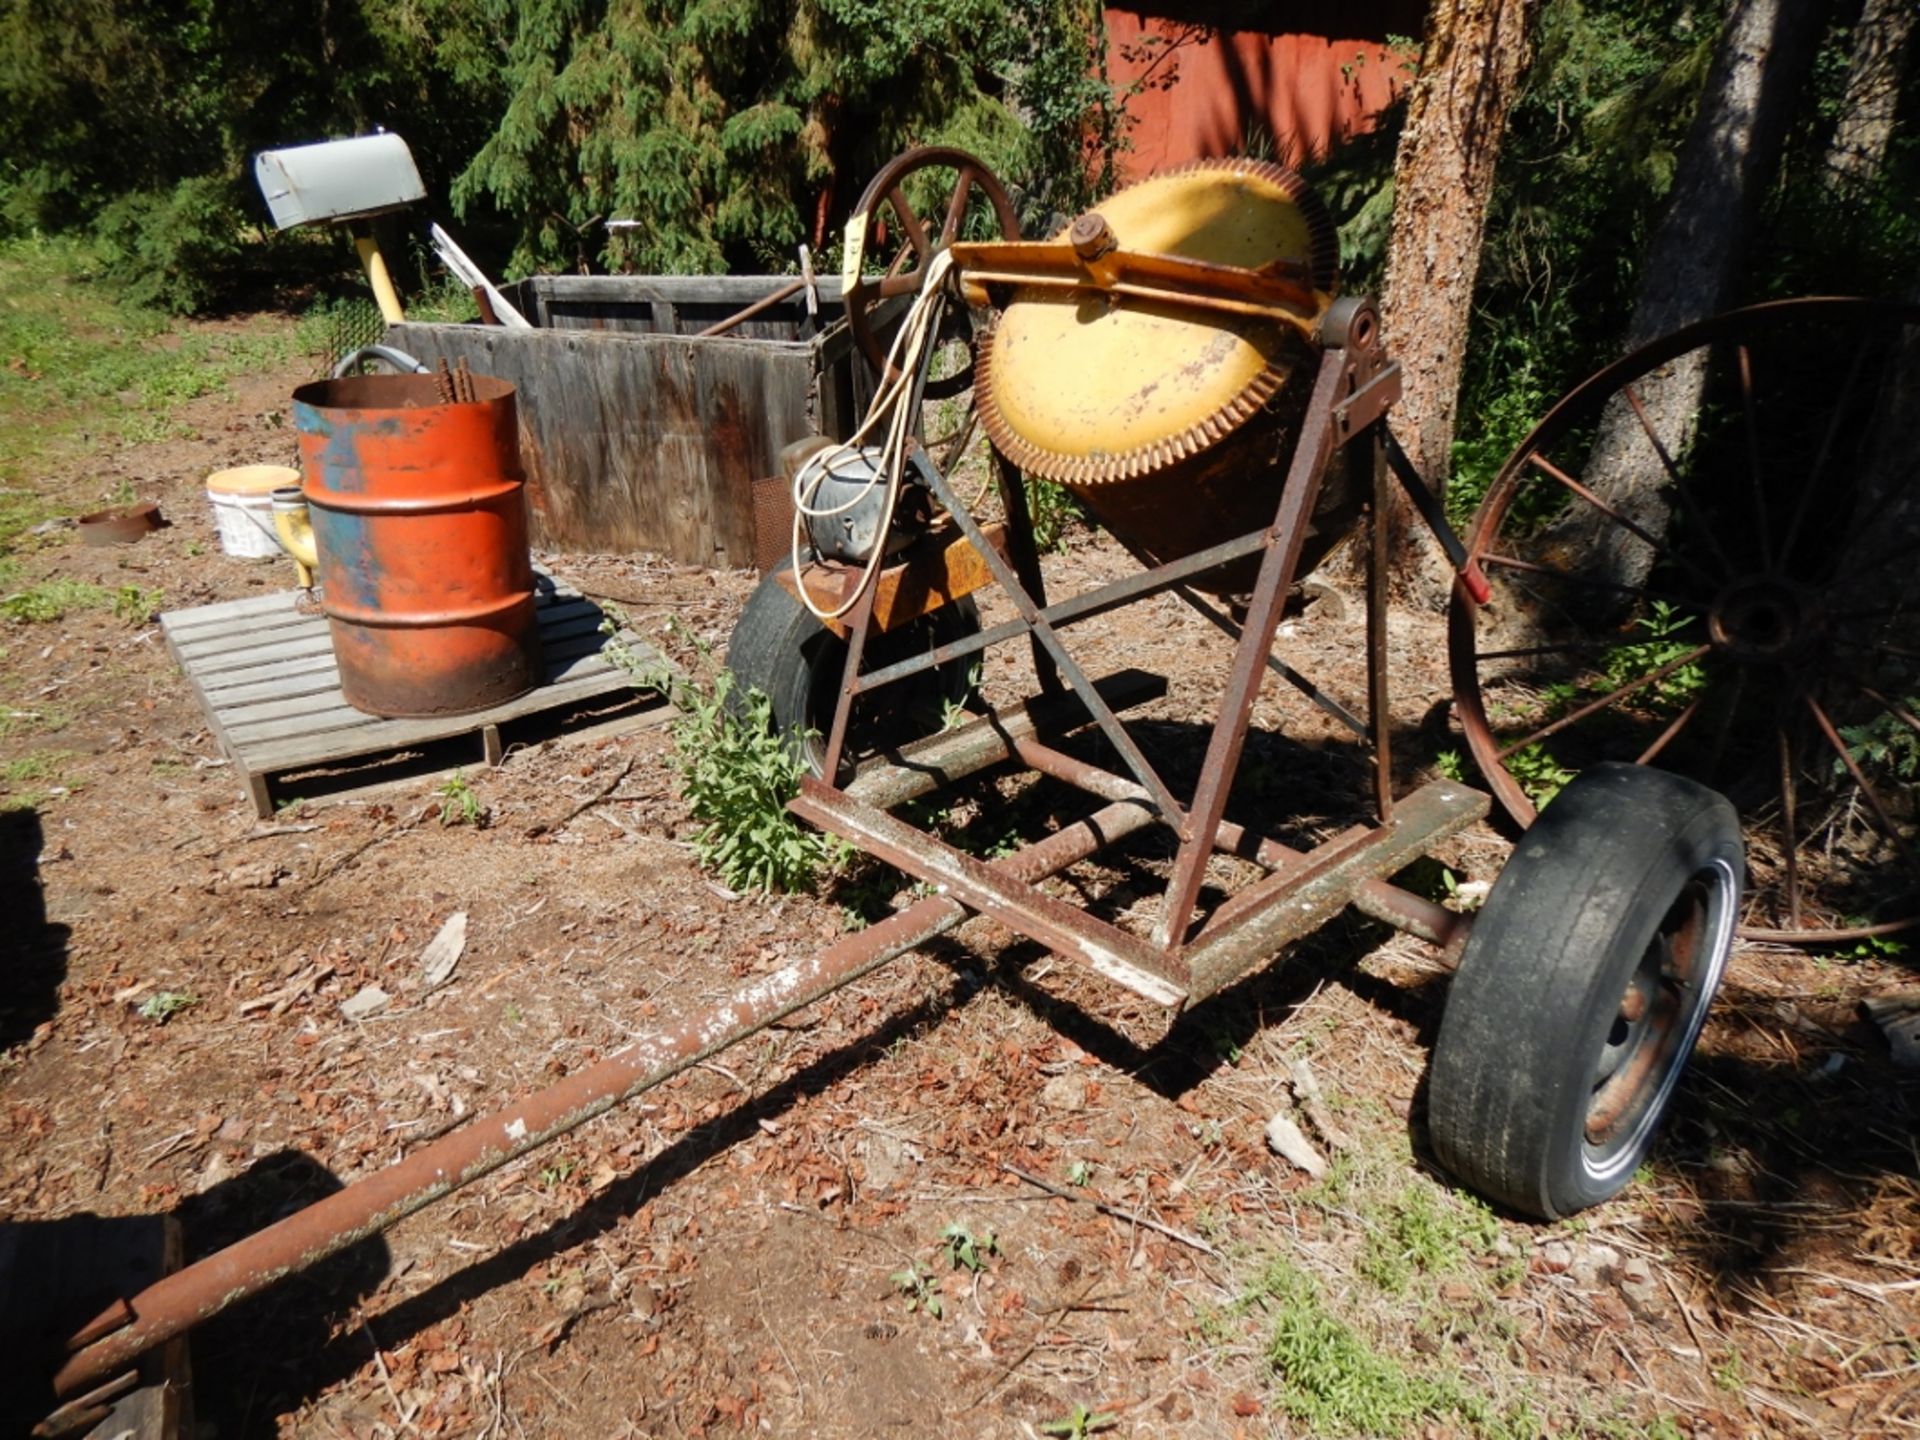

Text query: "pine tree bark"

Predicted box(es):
[1825, 0, 1915, 192]
[1567, 0, 1825, 591]
[1375, 0, 1538, 588]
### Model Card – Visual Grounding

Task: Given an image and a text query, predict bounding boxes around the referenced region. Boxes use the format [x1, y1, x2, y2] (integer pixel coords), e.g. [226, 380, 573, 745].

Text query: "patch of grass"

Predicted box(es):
[1359, 1184, 1500, 1295]
[0, 233, 291, 551]
[1253, 1258, 1447, 1434]
[2, 753, 64, 785]
[0, 578, 162, 625]
[1249, 1258, 1537, 1439]
[0, 749, 77, 812]
[1, 578, 109, 623]
[0, 702, 70, 738]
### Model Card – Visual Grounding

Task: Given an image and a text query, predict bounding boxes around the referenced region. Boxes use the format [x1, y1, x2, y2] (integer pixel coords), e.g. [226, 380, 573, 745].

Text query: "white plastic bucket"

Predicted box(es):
[207, 465, 300, 559]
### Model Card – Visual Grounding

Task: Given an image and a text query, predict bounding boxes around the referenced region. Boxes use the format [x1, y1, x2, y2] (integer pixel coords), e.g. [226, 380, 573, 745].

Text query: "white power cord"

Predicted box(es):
[790, 248, 957, 620]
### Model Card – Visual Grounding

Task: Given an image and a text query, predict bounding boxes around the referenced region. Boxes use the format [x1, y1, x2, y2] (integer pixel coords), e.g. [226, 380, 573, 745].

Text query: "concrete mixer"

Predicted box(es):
[25, 152, 1746, 1434]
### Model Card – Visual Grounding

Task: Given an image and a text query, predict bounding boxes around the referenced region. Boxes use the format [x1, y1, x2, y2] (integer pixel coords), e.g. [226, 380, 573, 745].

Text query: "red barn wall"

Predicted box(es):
[1104, 4, 1423, 180]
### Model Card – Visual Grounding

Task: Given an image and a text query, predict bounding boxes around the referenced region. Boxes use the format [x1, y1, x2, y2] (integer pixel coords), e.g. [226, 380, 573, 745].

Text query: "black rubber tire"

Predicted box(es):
[1429, 763, 1742, 1219]
[725, 565, 981, 777]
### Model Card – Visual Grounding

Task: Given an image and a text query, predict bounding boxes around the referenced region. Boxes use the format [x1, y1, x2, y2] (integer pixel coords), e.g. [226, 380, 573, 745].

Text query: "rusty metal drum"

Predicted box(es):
[291, 373, 543, 717]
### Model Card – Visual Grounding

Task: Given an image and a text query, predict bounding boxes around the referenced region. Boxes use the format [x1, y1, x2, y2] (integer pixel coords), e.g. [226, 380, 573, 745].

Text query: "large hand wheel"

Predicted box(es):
[1430, 764, 1742, 1219]
[842, 146, 1020, 401]
[1450, 298, 1920, 943]
[726, 565, 981, 778]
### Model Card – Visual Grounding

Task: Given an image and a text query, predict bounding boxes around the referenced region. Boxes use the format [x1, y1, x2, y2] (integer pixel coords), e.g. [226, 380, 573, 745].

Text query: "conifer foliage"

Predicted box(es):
[452, 0, 1117, 276]
[0, 0, 1116, 307]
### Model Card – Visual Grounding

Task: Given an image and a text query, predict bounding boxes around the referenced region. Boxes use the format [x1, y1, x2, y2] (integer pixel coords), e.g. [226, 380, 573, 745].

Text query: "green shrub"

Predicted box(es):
[93, 177, 250, 314]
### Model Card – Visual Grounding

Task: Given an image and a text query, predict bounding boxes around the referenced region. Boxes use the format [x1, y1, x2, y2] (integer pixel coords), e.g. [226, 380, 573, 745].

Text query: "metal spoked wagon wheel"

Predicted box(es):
[842, 146, 1020, 403]
[1450, 298, 1920, 943]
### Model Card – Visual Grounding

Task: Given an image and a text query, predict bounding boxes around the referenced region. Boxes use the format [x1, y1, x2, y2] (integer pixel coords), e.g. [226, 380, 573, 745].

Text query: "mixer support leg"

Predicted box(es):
[1368, 432, 1394, 820]
[1152, 346, 1354, 952]
[992, 450, 1063, 696]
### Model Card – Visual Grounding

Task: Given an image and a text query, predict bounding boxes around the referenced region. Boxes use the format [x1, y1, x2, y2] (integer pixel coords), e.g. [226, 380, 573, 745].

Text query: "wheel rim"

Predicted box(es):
[1581, 856, 1738, 1186]
[1451, 298, 1920, 942]
[843, 147, 1020, 398]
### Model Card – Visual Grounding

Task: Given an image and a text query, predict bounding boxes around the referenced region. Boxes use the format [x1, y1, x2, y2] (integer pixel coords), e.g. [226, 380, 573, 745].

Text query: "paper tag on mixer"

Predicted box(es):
[841, 213, 866, 289]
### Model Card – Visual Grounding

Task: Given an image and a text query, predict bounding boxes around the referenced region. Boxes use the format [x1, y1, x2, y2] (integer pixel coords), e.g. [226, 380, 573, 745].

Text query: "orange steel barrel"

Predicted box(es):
[291, 372, 543, 717]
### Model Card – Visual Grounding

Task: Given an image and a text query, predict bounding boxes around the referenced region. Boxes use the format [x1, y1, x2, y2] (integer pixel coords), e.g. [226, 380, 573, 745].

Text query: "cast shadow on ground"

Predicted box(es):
[178, 1151, 392, 1440]
[0, 807, 70, 1051]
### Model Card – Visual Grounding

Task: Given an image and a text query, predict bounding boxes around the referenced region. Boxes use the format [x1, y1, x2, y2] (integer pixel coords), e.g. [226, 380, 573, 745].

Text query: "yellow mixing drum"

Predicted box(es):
[963, 159, 1360, 593]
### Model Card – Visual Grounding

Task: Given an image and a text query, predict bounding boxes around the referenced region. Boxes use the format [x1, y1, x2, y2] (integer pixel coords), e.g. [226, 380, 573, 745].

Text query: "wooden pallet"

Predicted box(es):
[162, 578, 674, 817]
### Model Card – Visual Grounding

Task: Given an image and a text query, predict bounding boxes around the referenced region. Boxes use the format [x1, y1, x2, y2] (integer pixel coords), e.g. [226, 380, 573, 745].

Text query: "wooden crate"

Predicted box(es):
[387, 275, 888, 568]
[162, 578, 673, 818]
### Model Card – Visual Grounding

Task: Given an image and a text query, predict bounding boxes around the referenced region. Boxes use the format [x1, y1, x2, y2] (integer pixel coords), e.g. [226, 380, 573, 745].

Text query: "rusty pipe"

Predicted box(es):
[52, 792, 1159, 1400]
[1011, 738, 1469, 954]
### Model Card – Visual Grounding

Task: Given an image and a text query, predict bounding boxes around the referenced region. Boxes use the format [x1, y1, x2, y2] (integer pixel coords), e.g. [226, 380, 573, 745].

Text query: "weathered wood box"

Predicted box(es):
[387, 275, 874, 568]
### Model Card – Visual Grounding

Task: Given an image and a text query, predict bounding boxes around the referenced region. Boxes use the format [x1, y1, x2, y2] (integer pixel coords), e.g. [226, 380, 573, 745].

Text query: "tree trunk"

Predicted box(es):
[1567, 0, 1825, 592]
[1825, 0, 1915, 192]
[1375, 0, 1538, 589]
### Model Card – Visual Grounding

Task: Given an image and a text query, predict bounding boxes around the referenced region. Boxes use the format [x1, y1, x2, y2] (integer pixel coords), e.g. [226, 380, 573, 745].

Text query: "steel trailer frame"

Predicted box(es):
[794, 293, 1487, 1012]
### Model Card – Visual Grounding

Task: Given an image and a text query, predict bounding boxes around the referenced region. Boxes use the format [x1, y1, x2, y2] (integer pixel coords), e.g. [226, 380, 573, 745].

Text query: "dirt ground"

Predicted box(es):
[2, 326, 1918, 1440]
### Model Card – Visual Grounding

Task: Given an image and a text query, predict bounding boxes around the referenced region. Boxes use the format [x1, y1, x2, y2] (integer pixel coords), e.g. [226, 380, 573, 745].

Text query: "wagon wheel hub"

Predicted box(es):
[1707, 574, 1820, 665]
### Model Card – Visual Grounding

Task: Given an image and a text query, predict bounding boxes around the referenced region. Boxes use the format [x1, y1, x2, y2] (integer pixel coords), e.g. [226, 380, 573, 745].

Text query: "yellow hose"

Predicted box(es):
[270, 488, 317, 589]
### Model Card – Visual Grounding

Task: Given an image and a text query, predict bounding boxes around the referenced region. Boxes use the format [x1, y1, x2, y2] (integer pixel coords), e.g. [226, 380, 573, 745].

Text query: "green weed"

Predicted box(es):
[890, 1260, 942, 1319]
[1836, 704, 1920, 783]
[1602, 600, 1706, 709]
[1038, 1405, 1118, 1437]
[137, 990, 198, 1023]
[1251, 1257, 1534, 1437]
[1505, 743, 1576, 808]
[111, 584, 161, 623]
[938, 1221, 997, 1273]
[603, 615, 835, 893]
[1026, 478, 1082, 554]
[435, 770, 485, 827]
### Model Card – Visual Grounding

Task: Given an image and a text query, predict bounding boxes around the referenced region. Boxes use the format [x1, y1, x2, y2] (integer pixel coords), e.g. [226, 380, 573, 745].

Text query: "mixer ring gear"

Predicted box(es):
[842, 146, 1021, 399]
[973, 156, 1340, 491]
